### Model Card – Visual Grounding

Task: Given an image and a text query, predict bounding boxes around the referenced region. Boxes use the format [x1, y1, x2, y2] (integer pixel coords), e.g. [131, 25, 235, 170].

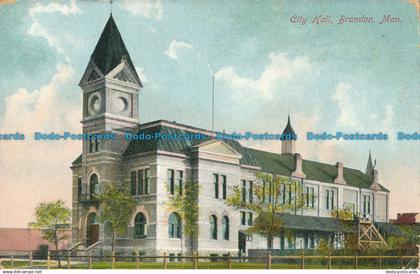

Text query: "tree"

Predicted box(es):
[96, 182, 137, 254]
[166, 181, 199, 255]
[226, 172, 308, 250]
[30, 200, 71, 268]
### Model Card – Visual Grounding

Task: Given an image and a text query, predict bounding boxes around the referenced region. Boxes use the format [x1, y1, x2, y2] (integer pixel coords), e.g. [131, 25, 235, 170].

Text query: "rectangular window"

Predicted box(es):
[221, 175, 227, 199]
[241, 180, 247, 202]
[131, 171, 137, 195]
[77, 178, 82, 198]
[168, 169, 175, 195]
[326, 189, 330, 210]
[247, 212, 253, 226]
[89, 140, 94, 153]
[281, 184, 286, 204]
[311, 187, 315, 208]
[288, 184, 292, 205]
[363, 195, 371, 215]
[95, 139, 100, 152]
[240, 211, 246, 225]
[176, 170, 183, 196]
[248, 181, 253, 204]
[213, 174, 219, 199]
[268, 181, 272, 203]
[305, 186, 315, 208]
[137, 170, 143, 195]
[326, 189, 335, 210]
[144, 169, 150, 194]
[262, 181, 266, 203]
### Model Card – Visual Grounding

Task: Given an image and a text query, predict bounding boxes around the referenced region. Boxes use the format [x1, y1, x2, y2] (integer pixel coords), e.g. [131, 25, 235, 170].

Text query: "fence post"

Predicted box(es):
[47, 250, 51, 269]
[266, 250, 272, 269]
[112, 251, 116, 269]
[399, 256, 403, 269]
[28, 251, 33, 268]
[67, 252, 71, 269]
[10, 253, 14, 267]
[192, 252, 197, 269]
[227, 253, 232, 269]
[301, 252, 305, 269]
[88, 251, 92, 269]
[378, 256, 382, 269]
[163, 252, 167, 269]
[136, 252, 140, 269]
[354, 254, 358, 269]
[328, 254, 332, 269]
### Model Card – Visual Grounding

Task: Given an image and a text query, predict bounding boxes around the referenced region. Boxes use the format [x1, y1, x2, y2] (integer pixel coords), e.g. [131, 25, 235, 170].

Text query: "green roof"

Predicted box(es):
[245, 147, 388, 192]
[90, 15, 141, 85]
[73, 120, 388, 192]
[278, 214, 356, 233]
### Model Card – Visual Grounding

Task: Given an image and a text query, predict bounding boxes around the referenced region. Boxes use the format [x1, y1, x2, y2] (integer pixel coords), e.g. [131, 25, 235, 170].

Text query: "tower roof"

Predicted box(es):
[366, 150, 374, 175]
[90, 15, 141, 85]
[282, 115, 296, 136]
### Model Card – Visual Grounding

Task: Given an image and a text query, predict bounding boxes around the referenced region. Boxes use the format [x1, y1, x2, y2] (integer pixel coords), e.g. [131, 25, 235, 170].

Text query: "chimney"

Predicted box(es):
[370, 170, 381, 191]
[334, 162, 347, 185]
[291, 153, 306, 178]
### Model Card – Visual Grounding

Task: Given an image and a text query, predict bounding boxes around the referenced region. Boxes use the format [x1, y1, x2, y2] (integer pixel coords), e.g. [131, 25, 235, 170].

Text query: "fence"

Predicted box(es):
[0, 251, 418, 269]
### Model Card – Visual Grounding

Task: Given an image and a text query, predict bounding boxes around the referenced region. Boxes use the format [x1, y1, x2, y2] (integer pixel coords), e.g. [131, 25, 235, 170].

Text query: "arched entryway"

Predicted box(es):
[86, 212, 99, 246]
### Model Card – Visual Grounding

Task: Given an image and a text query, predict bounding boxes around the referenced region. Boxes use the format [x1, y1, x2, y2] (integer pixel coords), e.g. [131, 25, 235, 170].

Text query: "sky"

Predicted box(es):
[0, 0, 419, 228]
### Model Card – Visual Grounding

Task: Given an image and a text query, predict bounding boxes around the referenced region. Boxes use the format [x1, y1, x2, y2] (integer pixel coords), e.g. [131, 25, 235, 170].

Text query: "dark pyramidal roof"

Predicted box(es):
[90, 15, 142, 85]
[282, 115, 296, 136]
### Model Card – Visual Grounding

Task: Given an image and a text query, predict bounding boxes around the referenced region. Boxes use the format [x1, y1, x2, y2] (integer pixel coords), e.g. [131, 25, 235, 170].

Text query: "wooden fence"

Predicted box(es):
[1, 251, 418, 269]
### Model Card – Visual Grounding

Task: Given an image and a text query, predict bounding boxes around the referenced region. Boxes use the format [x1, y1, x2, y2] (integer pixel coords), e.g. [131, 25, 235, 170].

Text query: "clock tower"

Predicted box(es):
[78, 14, 142, 199]
[79, 15, 142, 155]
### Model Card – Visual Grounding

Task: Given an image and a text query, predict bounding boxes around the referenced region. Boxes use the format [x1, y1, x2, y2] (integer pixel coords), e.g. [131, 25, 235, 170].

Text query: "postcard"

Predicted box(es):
[0, 0, 419, 271]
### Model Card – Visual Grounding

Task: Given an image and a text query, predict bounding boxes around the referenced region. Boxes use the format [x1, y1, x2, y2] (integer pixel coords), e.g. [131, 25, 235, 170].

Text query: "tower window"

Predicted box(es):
[89, 174, 99, 197]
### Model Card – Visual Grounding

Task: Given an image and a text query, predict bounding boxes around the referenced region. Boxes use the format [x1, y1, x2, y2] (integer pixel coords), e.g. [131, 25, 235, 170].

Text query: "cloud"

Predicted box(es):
[28, 0, 80, 57]
[215, 53, 311, 99]
[165, 40, 195, 60]
[122, 0, 163, 20]
[0, 64, 81, 227]
[331, 82, 360, 128]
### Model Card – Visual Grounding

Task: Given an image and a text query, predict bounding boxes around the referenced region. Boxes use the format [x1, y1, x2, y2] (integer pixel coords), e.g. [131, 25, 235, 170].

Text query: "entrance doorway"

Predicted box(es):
[238, 231, 246, 256]
[87, 213, 99, 246]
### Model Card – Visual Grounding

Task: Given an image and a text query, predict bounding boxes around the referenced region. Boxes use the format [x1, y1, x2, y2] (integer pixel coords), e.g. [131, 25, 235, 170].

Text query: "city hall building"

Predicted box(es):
[71, 15, 391, 256]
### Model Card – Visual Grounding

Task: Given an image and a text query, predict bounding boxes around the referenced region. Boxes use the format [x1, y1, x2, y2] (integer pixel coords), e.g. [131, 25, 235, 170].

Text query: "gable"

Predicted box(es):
[106, 61, 141, 86]
[194, 140, 242, 159]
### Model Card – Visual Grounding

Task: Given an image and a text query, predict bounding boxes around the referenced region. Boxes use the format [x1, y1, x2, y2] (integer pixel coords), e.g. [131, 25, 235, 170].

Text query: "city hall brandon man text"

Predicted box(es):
[71, 15, 391, 257]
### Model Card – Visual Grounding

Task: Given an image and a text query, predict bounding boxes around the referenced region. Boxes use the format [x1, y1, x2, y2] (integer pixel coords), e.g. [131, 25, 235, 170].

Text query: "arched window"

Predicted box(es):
[222, 216, 229, 240]
[210, 215, 217, 240]
[90, 174, 99, 196]
[134, 213, 147, 238]
[168, 213, 181, 238]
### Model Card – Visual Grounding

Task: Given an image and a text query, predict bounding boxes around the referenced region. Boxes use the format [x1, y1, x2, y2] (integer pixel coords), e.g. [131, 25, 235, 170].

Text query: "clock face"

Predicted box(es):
[88, 93, 102, 116]
[115, 97, 128, 112]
